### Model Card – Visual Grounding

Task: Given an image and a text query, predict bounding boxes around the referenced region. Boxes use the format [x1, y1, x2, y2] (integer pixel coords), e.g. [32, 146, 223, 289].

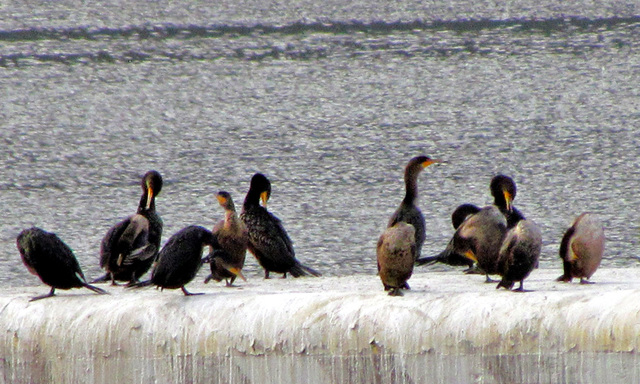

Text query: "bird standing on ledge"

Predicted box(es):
[95, 170, 163, 286]
[241, 173, 321, 278]
[387, 155, 442, 260]
[17, 227, 107, 301]
[557, 213, 605, 284]
[204, 191, 248, 286]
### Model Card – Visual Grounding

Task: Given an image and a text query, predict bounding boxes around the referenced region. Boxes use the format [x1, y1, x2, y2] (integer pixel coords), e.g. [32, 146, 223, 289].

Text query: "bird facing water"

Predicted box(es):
[557, 213, 605, 284]
[17, 227, 107, 301]
[496, 219, 542, 291]
[241, 173, 321, 278]
[377, 222, 416, 296]
[95, 170, 163, 285]
[131, 225, 218, 296]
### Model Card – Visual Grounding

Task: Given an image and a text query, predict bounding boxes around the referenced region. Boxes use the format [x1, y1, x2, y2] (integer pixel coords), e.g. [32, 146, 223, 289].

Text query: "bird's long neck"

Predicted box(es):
[243, 188, 261, 208]
[403, 167, 420, 205]
[138, 192, 155, 213]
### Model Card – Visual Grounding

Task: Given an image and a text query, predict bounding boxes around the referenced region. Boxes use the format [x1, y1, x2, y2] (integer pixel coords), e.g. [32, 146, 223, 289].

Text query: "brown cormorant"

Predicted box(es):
[388, 155, 442, 259]
[204, 191, 248, 286]
[377, 222, 416, 296]
[130, 225, 218, 295]
[17, 227, 108, 301]
[451, 205, 508, 282]
[94, 170, 163, 285]
[496, 219, 542, 291]
[556, 213, 605, 284]
[241, 173, 321, 278]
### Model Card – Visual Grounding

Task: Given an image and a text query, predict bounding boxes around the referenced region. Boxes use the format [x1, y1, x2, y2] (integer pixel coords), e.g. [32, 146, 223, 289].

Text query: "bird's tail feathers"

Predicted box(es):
[290, 263, 322, 277]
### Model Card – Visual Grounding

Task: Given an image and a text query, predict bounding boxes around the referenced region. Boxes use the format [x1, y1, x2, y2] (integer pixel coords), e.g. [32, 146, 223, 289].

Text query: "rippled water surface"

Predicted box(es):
[1, 0, 639, 287]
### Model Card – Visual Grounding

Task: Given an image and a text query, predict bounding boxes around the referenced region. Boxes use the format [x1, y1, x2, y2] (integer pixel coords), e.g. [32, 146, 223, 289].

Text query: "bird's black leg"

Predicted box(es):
[264, 270, 270, 279]
[181, 286, 203, 296]
[30, 287, 56, 302]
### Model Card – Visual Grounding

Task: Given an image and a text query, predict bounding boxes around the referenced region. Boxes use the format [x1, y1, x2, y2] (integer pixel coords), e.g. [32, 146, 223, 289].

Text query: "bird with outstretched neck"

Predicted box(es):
[94, 170, 163, 286]
[204, 191, 248, 286]
[387, 155, 442, 260]
[17, 227, 108, 301]
[241, 173, 321, 278]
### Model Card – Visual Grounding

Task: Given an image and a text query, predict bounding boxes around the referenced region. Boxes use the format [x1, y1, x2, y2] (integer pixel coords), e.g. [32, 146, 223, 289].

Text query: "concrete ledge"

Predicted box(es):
[2, 268, 640, 360]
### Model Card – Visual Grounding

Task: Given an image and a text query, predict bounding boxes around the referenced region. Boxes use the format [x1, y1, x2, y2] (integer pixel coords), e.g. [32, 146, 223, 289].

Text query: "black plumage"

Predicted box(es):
[132, 225, 218, 296]
[490, 174, 525, 228]
[17, 227, 107, 301]
[94, 170, 163, 285]
[416, 203, 480, 268]
[241, 173, 320, 278]
[204, 191, 248, 286]
[496, 219, 542, 291]
[387, 155, 441, 259]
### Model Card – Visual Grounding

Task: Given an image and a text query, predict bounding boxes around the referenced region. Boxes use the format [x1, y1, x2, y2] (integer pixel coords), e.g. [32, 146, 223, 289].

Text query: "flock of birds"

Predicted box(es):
[16, 156, 606, 301]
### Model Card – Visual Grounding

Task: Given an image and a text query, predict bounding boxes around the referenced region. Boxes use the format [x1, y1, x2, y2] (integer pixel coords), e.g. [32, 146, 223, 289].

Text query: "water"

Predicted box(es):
[1, 1, 640, 381]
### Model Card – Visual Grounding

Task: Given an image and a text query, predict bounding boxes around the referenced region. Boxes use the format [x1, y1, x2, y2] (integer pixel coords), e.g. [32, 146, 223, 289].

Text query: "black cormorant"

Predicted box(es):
[131, 225, 218, 295]
[204, 191, 248, 286]
[556, 213, 605, 284]
[17, 227, 107, 301]
[377, 222, 416, 296]
[241, 173, 321, 278]
[490, 174, 525, 228]
[94, 170, 163, 285]
[387, 155, 442, 259]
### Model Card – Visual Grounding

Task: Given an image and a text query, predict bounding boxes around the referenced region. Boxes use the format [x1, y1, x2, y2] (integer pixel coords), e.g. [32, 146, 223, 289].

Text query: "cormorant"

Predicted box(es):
[241, 173, 321, 278]
[450, 205, 508, 282]
[556, 213, 605, 284]
[204, 191, 248, 286]
[131, 225, 218, 295]
[416, 203, 480, 268]
[490, 174, 525, 228]
[94, 170, 163, 285]
[496, 219, 542, 291]
[387, 155, 442, 259]
[377, 222, 416, 296]
[17, 227, 107, 301]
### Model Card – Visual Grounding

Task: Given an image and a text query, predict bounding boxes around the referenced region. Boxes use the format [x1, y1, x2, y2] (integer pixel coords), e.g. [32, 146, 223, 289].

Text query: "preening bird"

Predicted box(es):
[496, 219, 542, 291]
[94, 170, 163, 285]
[17, 227, 107, 301]
[556, 213, 605, 284]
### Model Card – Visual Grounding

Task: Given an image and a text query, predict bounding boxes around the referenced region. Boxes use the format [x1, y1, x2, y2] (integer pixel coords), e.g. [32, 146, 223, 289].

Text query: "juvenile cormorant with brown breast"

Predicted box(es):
[17, 227, 108, 301]
[94, 170, 163, 285]
[556, 213, 605, 284]
[130, 225, 218, 295]
[204, 191, 248, 286]
[241, 173, 320, 278]
[377, 222, 416, 296]
[387, 155, 442, 259]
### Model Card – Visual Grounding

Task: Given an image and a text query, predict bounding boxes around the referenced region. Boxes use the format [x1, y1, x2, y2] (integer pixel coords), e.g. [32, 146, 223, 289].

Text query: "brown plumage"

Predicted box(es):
[377, 222, 416, 296]
[204, 191, 248, 286]
[557, 213, 605, 284]
[496, 219, 542, 291]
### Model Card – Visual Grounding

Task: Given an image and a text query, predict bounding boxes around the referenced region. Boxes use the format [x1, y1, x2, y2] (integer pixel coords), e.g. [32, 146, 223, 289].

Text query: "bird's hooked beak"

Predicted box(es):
[260, 191, 269, 209]
[146, 184, 154, 210]
[227, 267, 247, 282]
[422, 158, 443, 168]
[503, 190, 513, 212]
[463, 250, 478, 263]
